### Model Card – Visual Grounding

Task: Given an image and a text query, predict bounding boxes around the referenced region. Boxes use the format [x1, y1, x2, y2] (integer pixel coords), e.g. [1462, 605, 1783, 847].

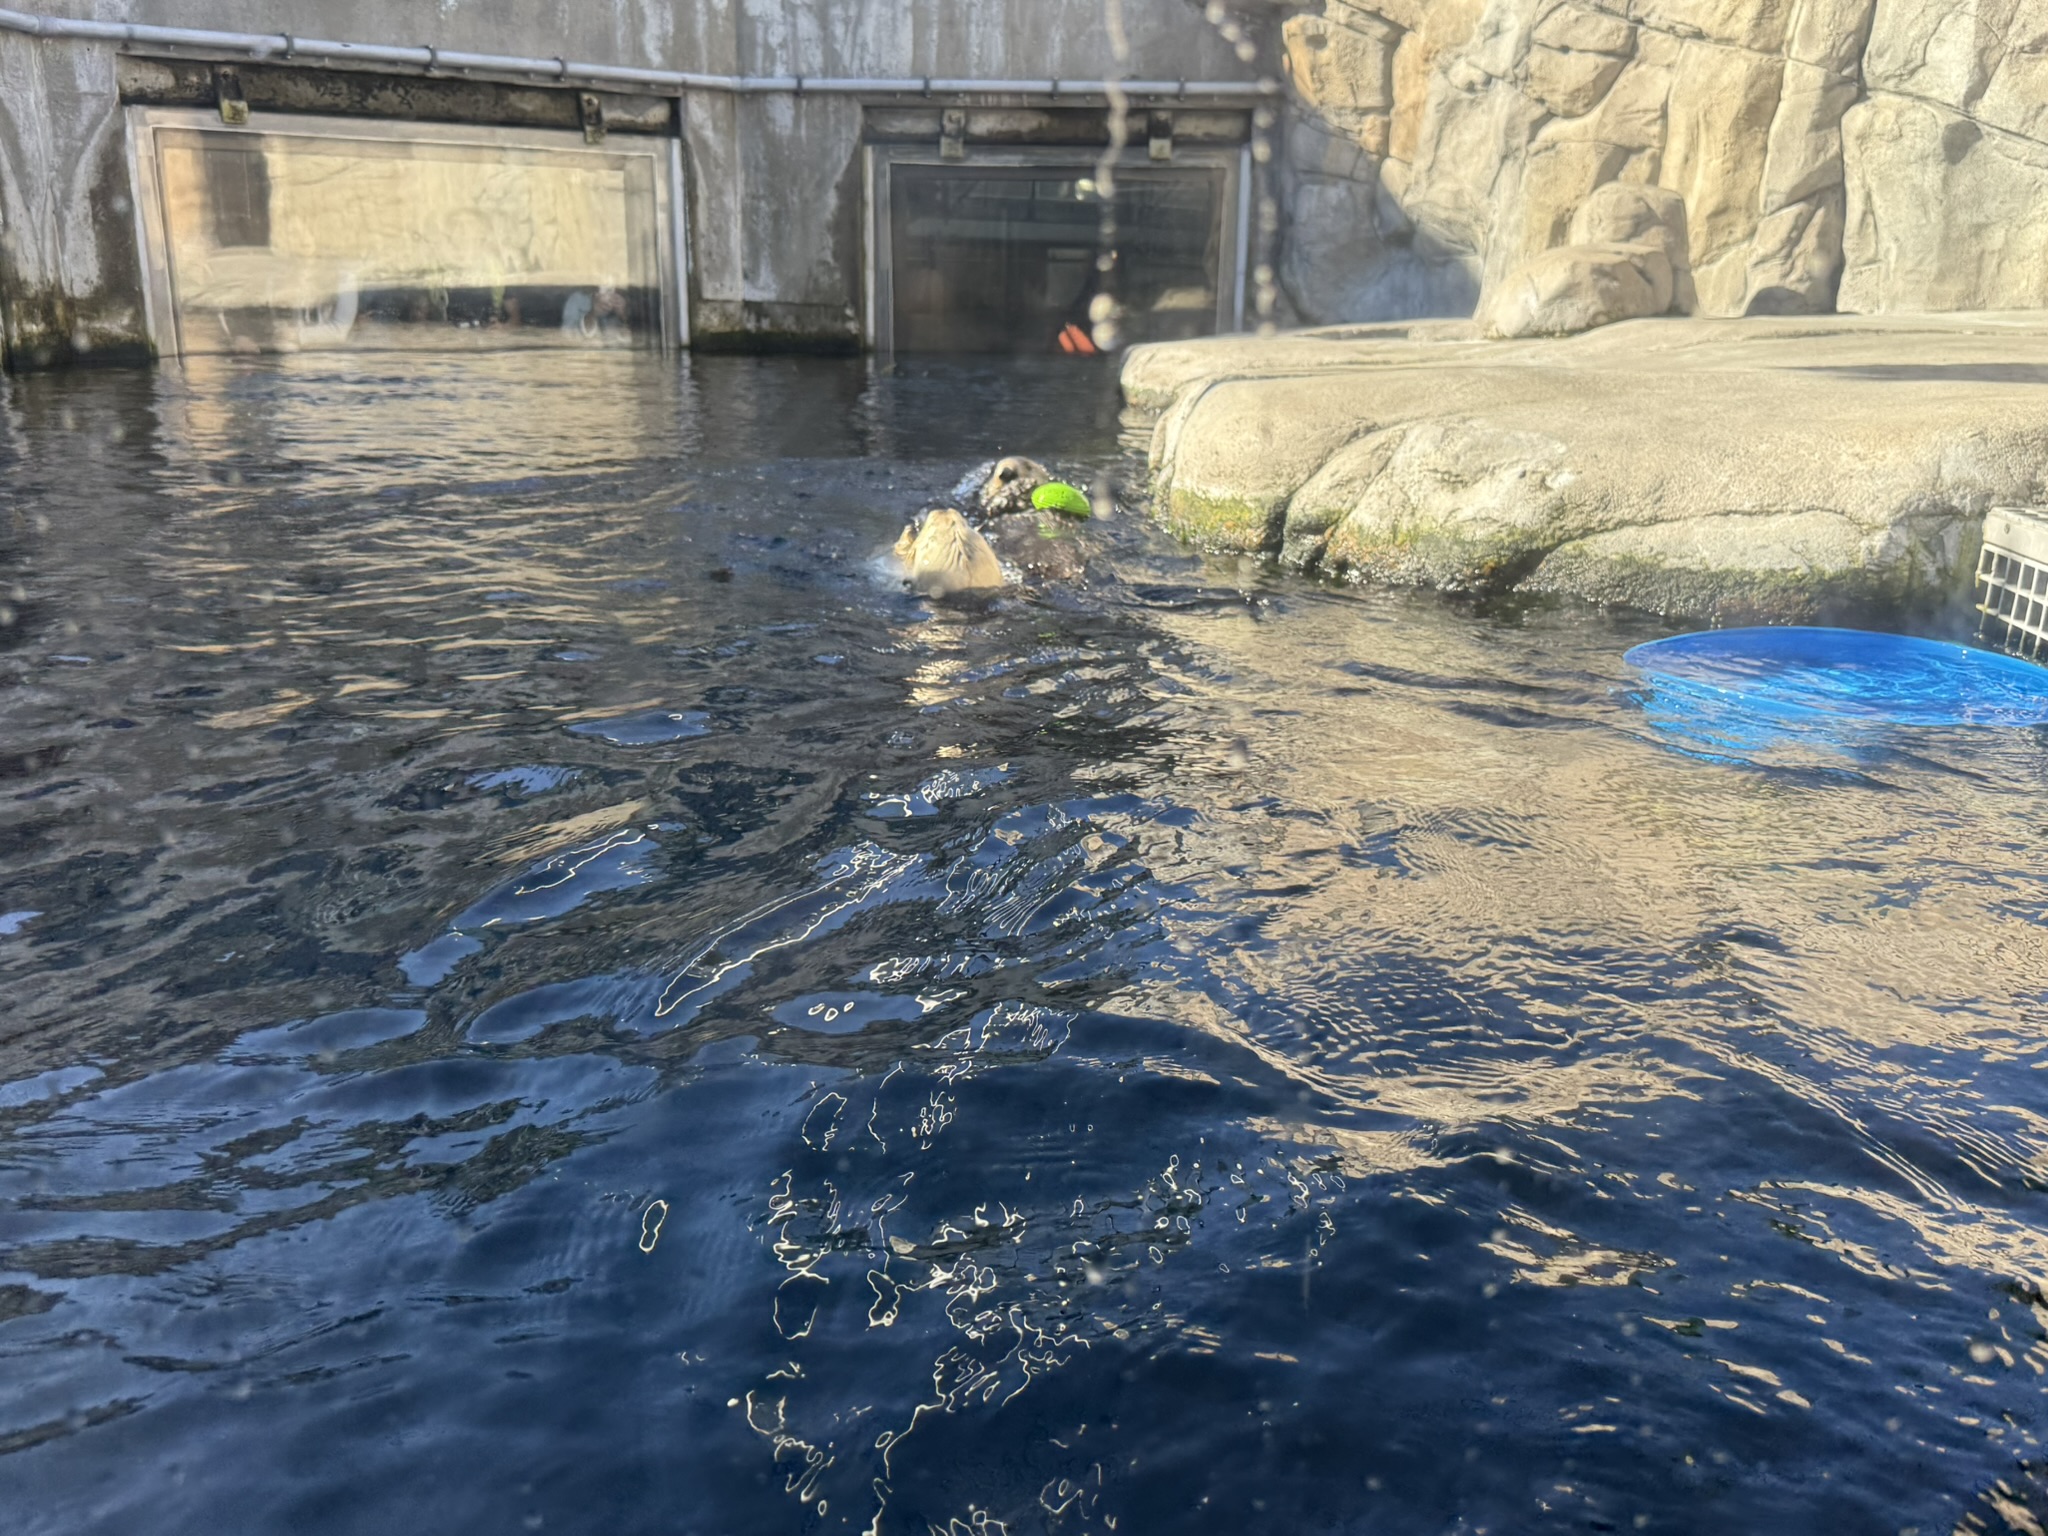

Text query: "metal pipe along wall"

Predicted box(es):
[0, 7, 1277, 98]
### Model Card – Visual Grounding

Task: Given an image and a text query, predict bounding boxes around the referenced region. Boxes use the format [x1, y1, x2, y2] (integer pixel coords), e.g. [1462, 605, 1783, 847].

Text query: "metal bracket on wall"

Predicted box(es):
[214, 64, 247, 125]
[1148, 111, 1174, 161]
[940, 108, 966, 160]
[578, 91, 606, 144]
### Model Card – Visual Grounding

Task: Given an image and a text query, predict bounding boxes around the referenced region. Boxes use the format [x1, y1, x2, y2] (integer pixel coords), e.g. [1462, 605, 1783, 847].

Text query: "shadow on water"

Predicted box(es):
[2, 352, 2048, 1535]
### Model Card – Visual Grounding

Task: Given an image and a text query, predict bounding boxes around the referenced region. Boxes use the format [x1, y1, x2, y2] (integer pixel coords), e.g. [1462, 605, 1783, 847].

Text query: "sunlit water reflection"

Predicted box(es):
[2, 354, 2046, 1536]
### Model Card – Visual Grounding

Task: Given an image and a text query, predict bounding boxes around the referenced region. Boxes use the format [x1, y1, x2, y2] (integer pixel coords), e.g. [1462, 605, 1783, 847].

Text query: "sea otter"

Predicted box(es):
[979, 512, 1088, 583]
[894, 508, 1004, 598]
[979, 456, 1053, 517]
[961, 456, 1098, 582]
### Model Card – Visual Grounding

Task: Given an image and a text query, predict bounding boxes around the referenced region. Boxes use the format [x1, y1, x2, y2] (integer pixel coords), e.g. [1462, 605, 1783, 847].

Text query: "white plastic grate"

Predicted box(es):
[1976, 507, 2048, 660]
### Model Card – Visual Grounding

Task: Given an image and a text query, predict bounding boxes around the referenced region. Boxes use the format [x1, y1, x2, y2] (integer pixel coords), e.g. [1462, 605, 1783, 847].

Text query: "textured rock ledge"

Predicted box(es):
[1124, 314, 2048, 621]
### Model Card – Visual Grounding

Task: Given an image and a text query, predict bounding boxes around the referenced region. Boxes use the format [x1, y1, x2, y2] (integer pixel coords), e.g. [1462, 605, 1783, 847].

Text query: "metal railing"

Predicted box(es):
[0, 7, 1277, 99]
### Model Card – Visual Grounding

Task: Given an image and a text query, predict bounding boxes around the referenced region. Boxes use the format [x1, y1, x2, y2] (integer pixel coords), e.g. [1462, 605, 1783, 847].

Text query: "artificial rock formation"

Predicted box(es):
[1477, 182, 1690, 336]
[1273, 0, 2048, 329]
[1124, 313, 2048, 620]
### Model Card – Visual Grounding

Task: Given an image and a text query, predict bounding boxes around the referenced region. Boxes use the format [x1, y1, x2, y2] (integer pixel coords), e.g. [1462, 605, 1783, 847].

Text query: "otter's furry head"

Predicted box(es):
[896, 508, 1004, 598]
[979, 456, 1053, 517]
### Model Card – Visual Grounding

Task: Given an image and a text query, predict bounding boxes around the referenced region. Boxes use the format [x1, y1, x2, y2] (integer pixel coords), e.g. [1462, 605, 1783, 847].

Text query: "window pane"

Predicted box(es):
[203, 146, 271, 249]
[891, 165, 1224, 354]
[153, 125, 665, 355]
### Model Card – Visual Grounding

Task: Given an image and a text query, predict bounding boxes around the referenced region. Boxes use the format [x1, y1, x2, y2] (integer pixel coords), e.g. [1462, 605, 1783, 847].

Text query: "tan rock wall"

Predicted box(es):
[1275, 0, 2048, 324]
[1841, 0, 2048, 313]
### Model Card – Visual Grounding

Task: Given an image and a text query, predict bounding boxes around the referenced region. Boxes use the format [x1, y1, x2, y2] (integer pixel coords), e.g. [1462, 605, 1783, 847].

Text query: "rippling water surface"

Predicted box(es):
[3, 354, 2047, 1536]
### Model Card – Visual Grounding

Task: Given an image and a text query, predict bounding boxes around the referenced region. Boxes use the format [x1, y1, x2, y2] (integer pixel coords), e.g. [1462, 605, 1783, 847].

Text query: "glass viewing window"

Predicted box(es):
[887, 163, 1231, 355]
[133, 113, 676, 357]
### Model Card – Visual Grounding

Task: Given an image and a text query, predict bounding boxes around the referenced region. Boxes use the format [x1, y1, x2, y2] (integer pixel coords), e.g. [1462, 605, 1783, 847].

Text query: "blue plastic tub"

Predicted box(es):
[1625, 626, 2048, 730]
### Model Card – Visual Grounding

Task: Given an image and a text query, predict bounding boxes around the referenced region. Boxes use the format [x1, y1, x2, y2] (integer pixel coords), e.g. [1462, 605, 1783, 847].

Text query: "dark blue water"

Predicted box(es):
[3, 354, 2047, 1536]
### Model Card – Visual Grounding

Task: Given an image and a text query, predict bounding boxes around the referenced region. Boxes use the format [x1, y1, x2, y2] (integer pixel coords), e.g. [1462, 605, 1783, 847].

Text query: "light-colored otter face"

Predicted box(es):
[979, 456, 1052, 515]
[897, 508, 1004, 598]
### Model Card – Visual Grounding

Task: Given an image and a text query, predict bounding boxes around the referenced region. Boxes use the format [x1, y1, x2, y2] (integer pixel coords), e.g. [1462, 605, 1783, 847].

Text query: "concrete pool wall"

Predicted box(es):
[0, 0, 1264, 368]
[12, 0, 2048, 372]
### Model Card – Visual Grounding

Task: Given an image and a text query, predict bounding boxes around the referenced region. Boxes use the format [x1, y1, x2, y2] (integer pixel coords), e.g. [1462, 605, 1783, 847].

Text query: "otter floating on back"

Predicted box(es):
[894, 508, 1004, 598]
[972, 456, 1099, 582]
[979, 457, 1053, 517]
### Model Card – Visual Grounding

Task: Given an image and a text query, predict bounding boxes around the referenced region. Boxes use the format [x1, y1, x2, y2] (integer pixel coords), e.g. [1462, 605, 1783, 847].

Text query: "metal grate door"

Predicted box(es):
[1976, 507, 2048, 660]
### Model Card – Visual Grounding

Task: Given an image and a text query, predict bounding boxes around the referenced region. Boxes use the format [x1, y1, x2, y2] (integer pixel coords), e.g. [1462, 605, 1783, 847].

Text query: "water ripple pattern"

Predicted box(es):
[1, 354, 2045, 1535]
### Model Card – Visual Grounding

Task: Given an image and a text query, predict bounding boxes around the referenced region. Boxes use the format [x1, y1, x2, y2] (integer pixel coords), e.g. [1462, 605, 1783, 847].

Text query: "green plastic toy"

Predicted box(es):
[1030, 481, 1093, 519]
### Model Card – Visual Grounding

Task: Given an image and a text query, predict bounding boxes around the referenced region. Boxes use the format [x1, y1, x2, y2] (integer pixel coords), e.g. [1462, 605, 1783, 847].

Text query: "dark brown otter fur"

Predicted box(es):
[978, 456, 1053, 517]
[983, 513, 1088, 582]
